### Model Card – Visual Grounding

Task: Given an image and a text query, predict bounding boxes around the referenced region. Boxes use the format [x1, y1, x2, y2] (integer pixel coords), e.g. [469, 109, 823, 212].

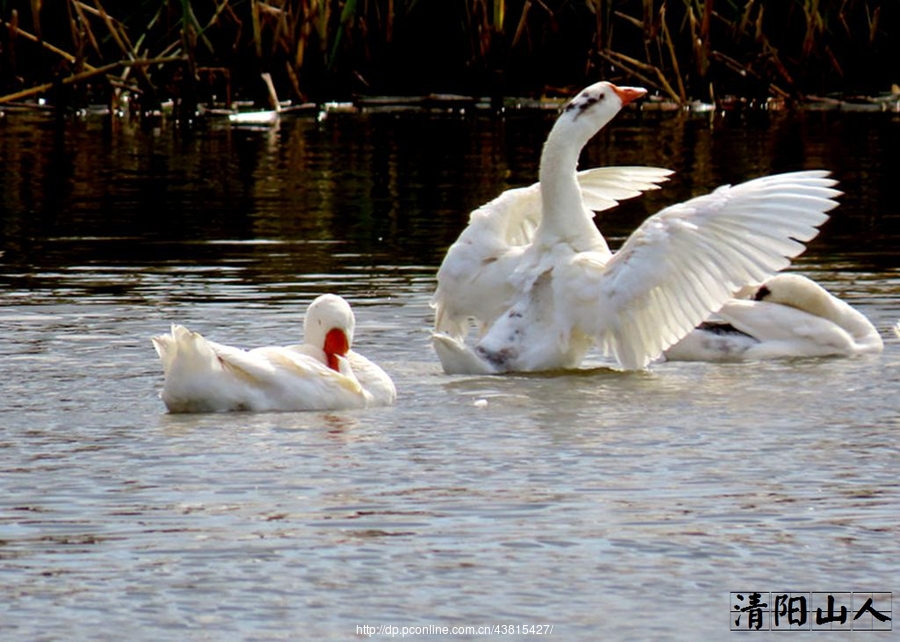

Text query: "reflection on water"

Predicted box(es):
[0, 108, 899, 639]
[3, 108, 898, 279]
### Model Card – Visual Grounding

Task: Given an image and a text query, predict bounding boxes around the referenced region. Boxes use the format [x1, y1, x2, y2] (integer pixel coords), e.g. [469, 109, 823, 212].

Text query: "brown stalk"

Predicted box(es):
[1, 18, 96, 70]
[90, 0, 159, 103]
[823, 44, 843, 78]
[612, 9, 642, 30]
[65, 0, 83, 82]
[801, 0, 822, 61]
[735, 0, 756, 39]
[709, 50, 790, 98]
[759, 37, 797, 91]
[597, 48, 680, 102]
[250, 0, 263, 59]
[699, 0, 713, 79]
[867, 4, 880, 45]
[184, 1, 215, 54]
[386, 0, 394, 43]
[70, 0, 102, 60]
[659, 5, 686, 102]
[293, 3, 308, 69]
[754, 2, 764, 41]
[510, 0, 532, 49]
[0, 56, 183, 105]
[29, 0, 42, 41]
[284, 58, 305, 103]
[7, 10, 18, 77]
[85, 2, 131, 61]
[588, 0, 611, 53]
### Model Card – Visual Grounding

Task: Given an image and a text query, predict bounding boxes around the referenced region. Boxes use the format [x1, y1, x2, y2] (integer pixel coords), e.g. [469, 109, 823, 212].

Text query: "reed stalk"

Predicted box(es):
[2, 18, 94, 70]
[70, 1, 100, 63]
[0, 56, 182, 104]
[659, 5, 685, 102]
[0, 0, 894, 112]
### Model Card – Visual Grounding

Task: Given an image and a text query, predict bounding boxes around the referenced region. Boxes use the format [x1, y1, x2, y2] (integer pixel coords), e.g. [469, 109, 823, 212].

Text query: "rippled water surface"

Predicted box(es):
[1, 106, 899, 640]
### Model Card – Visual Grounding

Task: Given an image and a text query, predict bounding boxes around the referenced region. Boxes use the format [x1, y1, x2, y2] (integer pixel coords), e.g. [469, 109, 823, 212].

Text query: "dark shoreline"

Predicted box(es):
[1, 1, 898, 120]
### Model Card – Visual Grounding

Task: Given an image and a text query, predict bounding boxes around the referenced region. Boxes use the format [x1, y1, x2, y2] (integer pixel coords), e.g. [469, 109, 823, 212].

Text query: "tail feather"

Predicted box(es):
[152, 324, 221, 377]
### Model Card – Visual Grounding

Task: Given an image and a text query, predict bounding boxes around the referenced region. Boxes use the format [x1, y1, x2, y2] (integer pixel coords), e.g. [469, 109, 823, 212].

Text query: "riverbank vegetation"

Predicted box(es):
[0, 1, 896, 115]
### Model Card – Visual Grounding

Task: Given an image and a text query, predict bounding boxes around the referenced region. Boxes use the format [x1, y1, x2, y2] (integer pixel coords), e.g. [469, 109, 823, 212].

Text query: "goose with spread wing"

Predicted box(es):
[432, 164, 673, 341]
[432, 84, 672, 371]
[432, 81, 840, 373]
[152, 294, 396, 412]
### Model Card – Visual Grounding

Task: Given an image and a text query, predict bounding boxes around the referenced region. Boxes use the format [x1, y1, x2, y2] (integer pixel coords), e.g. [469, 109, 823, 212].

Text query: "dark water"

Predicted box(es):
[1, 106, 898, 640]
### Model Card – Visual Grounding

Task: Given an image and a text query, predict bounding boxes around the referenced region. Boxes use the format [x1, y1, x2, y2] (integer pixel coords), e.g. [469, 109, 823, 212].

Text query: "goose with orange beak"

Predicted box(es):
[432, 81, 839, 373]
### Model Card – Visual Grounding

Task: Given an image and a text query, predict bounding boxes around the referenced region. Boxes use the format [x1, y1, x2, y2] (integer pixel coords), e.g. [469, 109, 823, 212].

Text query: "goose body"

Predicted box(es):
[152, 294, 396, 412]
[432, 81, 840, 373]
[432, 165, 673, 340]
[663, 273, 884, 361]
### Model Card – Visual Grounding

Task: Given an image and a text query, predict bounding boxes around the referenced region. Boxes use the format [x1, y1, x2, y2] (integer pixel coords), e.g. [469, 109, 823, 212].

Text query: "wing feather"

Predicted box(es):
[432, 165, 673, 341]
[566, 170, 840, 369]
[578, 166, 673, 212]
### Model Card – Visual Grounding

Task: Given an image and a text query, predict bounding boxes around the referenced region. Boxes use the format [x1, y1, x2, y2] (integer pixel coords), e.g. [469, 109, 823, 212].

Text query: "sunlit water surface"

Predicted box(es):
[1, 107, 899, 640]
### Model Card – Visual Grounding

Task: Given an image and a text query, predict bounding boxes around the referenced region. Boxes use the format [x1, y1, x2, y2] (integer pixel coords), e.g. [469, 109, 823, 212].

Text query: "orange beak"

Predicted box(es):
[323, 328, 349, 372]
[610, 84, 647, 106]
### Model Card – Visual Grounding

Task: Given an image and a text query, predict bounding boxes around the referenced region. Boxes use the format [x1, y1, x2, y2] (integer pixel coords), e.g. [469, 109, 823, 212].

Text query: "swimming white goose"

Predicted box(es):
[432, 81, 840, 373]
[152, 294, 396, 412]
[663, 273, 884, 361]
[432, 164, 673, 341]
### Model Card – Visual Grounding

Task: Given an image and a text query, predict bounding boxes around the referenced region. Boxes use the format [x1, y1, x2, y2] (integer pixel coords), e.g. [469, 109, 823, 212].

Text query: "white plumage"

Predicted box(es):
[664, 273, 883, 361]
[432, 165, 673, 340]
[432, 81, 840, 373]
[152, 294, 396, 412]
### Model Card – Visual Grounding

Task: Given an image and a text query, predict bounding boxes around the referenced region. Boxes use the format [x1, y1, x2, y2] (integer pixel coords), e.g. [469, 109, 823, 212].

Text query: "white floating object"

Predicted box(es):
[228, 110, 279, 125]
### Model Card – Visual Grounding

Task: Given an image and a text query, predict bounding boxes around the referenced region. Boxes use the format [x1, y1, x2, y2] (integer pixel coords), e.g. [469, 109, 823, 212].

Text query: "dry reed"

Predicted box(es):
[0, 0, 895, 116]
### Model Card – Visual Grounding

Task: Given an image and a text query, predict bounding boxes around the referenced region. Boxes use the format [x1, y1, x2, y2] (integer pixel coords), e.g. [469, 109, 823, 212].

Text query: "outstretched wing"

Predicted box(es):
[432, 166, 672, 339]
[563, 170, 840, 369]
[578, 166, 674, 213]
[432, 184, 536, 339]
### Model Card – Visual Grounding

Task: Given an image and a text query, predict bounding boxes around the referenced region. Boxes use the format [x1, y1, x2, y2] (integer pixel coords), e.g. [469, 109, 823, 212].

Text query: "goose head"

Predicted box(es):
[554, 81, 646, 146]
[753, 273, 831, 317]
[537, 82, 647, 243]
[304, 294, 356, 371]
[753, 272, 882, 349]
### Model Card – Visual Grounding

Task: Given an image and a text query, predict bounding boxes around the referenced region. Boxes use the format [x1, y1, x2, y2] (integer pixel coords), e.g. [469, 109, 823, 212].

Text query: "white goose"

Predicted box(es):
[663, 273, 883, 361]
[152, 294, 396, 412]
[432, 164, 673, 341]
[431, 81, 840, 373]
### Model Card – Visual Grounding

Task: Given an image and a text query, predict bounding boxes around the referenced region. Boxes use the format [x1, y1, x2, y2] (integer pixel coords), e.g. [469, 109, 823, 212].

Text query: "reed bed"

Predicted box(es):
[0, 0, 896, 116]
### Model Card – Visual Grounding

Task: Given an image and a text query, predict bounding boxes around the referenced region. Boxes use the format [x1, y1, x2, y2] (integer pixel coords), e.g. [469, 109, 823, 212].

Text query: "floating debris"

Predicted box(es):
[228, 110, 279, 125]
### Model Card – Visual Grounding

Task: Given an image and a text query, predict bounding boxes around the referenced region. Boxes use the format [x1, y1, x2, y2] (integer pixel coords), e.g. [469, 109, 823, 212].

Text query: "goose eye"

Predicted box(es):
[564, 90, 604, 115]
[754, 285, 772, 301]
[578, 94, 602, 112]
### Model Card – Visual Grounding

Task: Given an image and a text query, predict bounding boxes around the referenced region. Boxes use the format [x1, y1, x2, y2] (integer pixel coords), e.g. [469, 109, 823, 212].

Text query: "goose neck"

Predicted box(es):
[798, 287, 882, 348]
[830, 299, 882, 347]
[537, 124, 592, 241]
